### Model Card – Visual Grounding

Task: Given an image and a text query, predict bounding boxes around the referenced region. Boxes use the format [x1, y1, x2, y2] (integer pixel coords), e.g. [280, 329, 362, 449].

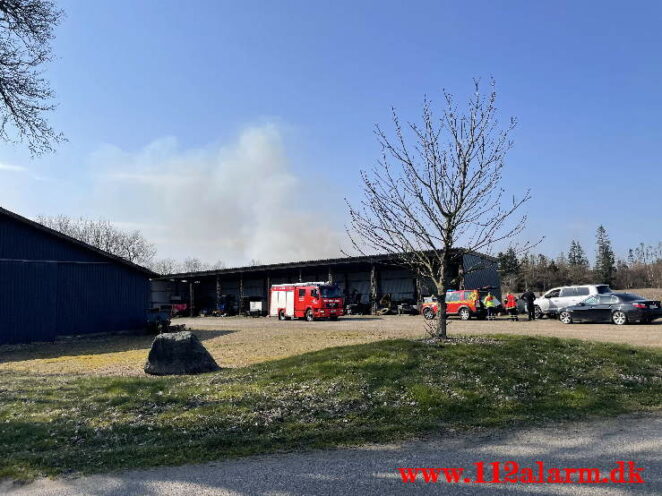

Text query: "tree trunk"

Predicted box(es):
[435, 252, 451, 340]
[436, 291, 448, 339]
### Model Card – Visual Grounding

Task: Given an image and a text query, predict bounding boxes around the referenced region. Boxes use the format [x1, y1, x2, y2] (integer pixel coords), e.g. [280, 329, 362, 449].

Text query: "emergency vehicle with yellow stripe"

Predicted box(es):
[421, 289, 502, 320]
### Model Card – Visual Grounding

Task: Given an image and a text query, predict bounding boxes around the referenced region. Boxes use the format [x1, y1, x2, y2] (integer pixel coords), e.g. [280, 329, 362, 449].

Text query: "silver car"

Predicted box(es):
[534, 284, 612, 318]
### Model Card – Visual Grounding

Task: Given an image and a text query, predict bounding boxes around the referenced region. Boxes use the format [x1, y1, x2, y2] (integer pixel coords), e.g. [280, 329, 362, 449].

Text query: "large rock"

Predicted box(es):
[144, 331, 220, 375]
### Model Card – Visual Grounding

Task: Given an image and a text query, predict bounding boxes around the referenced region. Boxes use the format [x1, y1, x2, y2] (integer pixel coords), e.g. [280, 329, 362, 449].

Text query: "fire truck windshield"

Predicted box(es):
[320, 285, 342, 298]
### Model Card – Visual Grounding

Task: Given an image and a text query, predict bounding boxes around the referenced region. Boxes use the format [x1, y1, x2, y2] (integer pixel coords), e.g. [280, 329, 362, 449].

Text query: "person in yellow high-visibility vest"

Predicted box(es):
[469, 289, 483, 314]
[484, 291, 496, 320]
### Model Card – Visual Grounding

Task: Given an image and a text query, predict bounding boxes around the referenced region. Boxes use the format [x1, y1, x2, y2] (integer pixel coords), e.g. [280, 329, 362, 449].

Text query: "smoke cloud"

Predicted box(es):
[92, 124, 344, 266]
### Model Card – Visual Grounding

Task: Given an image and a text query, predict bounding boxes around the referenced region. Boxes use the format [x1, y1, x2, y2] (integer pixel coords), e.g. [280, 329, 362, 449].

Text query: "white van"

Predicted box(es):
[534, 285, 612, 318]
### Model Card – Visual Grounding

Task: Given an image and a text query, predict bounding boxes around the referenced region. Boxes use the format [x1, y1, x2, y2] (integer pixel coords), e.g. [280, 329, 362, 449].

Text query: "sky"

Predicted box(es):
[0, 0, 661, 266]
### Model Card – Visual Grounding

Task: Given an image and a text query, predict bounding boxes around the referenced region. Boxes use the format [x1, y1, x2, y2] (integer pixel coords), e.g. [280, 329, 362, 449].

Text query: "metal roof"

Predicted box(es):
[0, 206, 157, 276]
[161, 249, 497, 280]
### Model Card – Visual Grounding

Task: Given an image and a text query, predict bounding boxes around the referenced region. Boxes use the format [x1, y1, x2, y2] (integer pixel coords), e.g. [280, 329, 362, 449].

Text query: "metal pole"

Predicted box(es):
[189, 281, 194, 317]
[265, 273, 270, 316]
[215, 275, 221, 313]
[239, 272, 244, 315]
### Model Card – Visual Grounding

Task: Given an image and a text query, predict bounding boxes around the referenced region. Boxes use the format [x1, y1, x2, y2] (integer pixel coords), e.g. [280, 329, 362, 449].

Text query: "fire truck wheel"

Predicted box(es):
[459, 307, 471, 320]
[423, 307, 435, 320]
[278, 311, 287, 321]
[305, 309, 314, 322]
[329, 315, 338, 321]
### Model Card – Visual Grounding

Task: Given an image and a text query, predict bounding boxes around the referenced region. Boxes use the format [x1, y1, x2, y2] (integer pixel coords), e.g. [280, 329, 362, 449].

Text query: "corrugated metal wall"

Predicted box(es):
[0, 214, 150, 345]
[463, 253, 501, 299]
[345, 271, 371, 303]
[55, 263, 148, 336]
[151, 280, 173, 306]
[380, 269, 415, 301]
[243, 278, 264, 297]
[0, 261, 57, 344]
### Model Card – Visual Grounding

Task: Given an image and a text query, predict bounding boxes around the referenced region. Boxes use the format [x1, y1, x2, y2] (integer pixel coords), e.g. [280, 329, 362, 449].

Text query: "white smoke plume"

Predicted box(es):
[91, 124, 344, 267]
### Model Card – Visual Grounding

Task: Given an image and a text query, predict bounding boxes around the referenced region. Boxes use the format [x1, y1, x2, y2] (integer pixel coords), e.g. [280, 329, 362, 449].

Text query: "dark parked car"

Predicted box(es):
[558, 293, 662, 325]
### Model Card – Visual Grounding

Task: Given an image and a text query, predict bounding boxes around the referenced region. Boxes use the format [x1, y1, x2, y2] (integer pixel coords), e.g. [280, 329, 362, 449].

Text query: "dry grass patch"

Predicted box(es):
[0, 316, 427, 376]
[627, 288, 662, 300]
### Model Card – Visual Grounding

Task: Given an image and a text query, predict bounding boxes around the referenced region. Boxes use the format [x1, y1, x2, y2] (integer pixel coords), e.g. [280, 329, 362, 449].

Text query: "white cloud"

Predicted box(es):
[91, 124, 344, 266]
[0, 161, 50, 181]
[0, 162, 27, 172]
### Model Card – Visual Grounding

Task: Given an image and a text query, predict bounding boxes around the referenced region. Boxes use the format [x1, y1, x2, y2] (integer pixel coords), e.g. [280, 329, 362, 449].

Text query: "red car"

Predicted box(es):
[421, 289, 500, 320]
[171, 303, 188, 317]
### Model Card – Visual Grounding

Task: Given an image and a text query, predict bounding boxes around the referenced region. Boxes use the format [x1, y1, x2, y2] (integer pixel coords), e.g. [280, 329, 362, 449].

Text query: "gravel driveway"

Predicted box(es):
[2, 315, 660, 376]
[5, 413, 661, 496]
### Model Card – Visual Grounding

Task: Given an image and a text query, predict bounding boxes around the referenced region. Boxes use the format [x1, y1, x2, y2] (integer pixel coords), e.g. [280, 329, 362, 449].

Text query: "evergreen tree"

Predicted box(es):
[497, 248, 520, 277]
[497, 247, 521, 291]
[568, 241, 578, 264]
[567, 240, 591, 283]
[568, 240, 589, 267]
[594, 225, 616, 285]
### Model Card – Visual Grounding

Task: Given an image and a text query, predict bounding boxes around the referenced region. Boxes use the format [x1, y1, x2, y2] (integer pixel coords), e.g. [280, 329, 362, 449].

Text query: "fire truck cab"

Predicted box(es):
[270, 282, 344, 321]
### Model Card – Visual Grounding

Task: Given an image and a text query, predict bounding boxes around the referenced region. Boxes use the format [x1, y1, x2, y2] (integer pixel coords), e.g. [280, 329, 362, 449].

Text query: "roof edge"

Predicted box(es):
[160, 249, 498, 280]
[0, 206, 157, 276]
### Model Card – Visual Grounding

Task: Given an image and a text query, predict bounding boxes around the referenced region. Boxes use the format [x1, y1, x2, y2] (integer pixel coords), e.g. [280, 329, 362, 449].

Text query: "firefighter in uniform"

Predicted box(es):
[469, 289, 483, 315]
[504, 292, 518, 321]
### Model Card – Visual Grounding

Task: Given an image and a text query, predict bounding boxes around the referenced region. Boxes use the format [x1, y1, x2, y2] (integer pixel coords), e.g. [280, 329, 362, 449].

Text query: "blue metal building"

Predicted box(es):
[0, 207, 154, 345]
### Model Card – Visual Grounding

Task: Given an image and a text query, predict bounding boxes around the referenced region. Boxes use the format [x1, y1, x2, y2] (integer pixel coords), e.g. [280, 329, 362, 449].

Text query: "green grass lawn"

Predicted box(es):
[1, 335, 661, 481]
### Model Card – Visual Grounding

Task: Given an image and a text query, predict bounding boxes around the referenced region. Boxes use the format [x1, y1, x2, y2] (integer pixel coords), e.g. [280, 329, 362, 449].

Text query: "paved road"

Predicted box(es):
[4, 413, 661, 496]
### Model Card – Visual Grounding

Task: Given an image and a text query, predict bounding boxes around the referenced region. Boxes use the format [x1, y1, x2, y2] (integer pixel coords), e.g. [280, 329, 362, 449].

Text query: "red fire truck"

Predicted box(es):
[269, 282, 344, 321]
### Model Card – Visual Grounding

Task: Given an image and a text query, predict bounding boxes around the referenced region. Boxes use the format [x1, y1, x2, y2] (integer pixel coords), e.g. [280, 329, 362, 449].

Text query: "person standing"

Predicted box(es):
[521, 289, 536, 321]
[504, 292, 518, 321]
[469, 289, 483, 312]
[484, 291, 496, 320]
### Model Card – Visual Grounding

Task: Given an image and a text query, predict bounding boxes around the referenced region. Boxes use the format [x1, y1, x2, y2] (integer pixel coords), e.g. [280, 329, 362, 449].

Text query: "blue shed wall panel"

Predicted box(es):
[0, 213, 150, 344]
[0, 215, 105, 263]
[55, 263, 149, 336]
[0, 261, 57, 344]
[463, 253, 501, 299]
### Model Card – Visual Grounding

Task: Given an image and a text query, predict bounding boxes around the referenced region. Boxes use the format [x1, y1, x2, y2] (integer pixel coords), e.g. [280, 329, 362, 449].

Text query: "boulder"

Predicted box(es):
[144, 331, 220, 375]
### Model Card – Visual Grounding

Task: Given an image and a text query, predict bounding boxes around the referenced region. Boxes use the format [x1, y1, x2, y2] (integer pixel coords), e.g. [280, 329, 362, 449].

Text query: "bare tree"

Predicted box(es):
[179, 257, 225, 273]
[347, 79, 534, 339]
[36, 215, 156, 266]
[150, 258, 180, 275]
[0, 0, 64, 155]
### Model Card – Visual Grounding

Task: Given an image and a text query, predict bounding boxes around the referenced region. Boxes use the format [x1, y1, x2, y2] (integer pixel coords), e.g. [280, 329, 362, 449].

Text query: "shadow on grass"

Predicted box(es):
[0, 330, 237, 364]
